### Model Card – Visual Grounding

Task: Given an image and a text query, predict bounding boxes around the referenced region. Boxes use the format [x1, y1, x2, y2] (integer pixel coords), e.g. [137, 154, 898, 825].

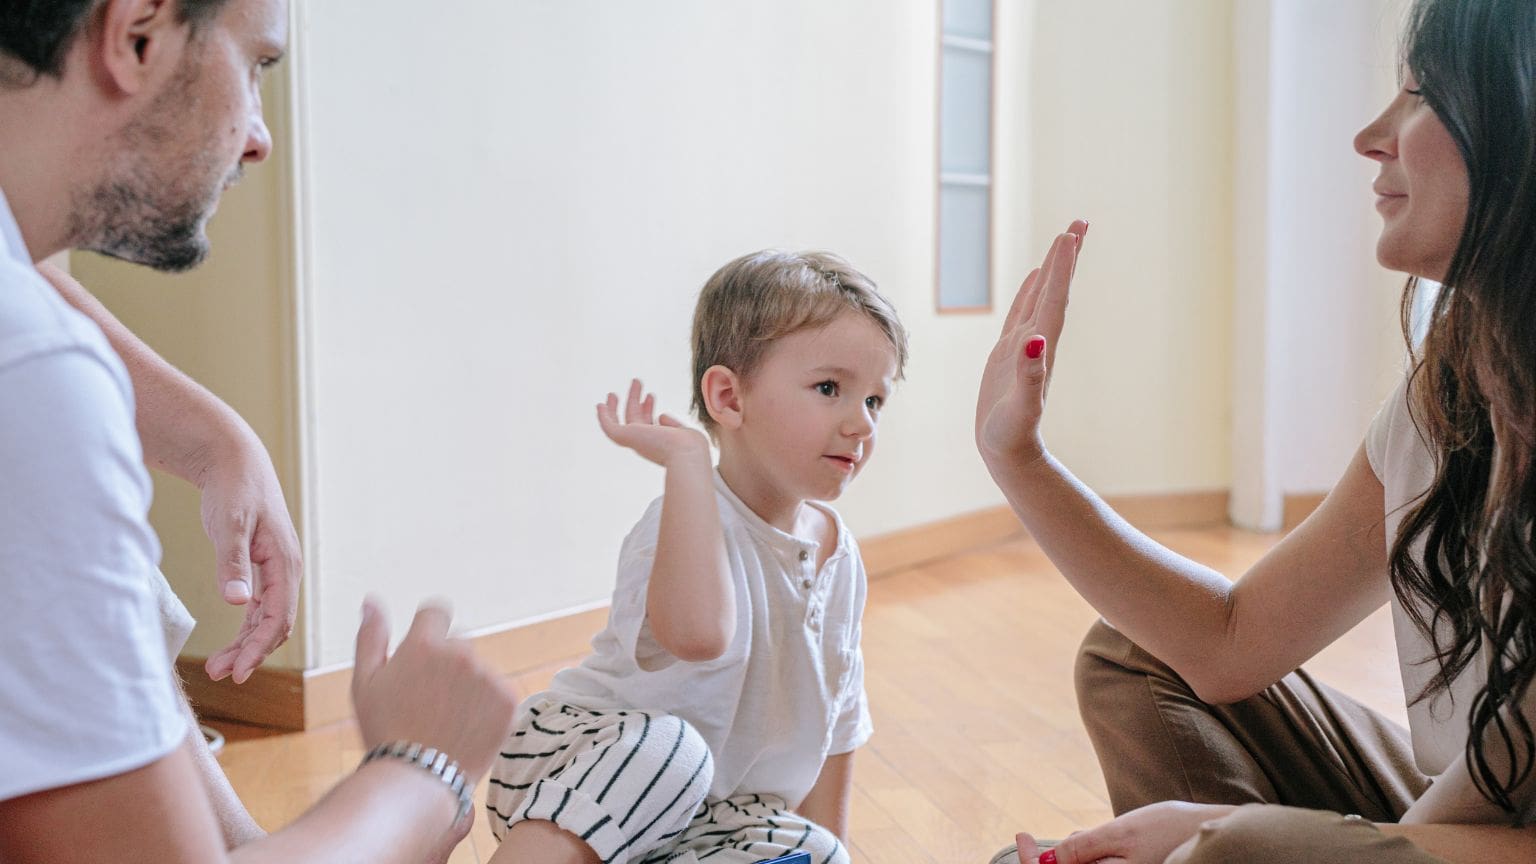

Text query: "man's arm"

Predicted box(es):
[39, 262, 301, 682]
[797, 751, 855, 840]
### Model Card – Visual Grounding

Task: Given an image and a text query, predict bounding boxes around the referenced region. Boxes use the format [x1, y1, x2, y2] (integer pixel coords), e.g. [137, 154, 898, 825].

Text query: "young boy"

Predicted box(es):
[486, 250, 908, 864]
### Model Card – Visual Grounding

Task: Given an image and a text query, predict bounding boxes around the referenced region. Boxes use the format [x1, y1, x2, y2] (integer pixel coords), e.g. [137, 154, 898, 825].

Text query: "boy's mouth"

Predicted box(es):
[823, 454, 859, 473]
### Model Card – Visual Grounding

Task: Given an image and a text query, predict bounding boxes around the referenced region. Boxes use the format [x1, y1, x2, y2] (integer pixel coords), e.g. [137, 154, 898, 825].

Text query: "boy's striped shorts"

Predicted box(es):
[487, 701, 848, 864]
[487, 701, 714, 864]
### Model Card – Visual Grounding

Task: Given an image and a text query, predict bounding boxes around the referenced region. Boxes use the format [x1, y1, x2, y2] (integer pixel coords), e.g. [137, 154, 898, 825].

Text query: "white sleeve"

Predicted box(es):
[609, 497, 680, 672]
[1365, 376, 1410, 479]
[828, 639, 873, 754]
[0, 348, 187, 802]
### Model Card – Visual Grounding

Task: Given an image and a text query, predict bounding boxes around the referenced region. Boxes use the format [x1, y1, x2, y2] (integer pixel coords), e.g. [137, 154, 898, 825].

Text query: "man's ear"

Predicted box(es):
[93, 0, 189, 96]
[701, 365, 745, 432]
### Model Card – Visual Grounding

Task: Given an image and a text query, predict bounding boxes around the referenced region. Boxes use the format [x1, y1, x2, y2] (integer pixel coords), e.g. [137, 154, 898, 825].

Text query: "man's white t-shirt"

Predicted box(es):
[0, 189, 188, 802]
[530, 471, 873, 807]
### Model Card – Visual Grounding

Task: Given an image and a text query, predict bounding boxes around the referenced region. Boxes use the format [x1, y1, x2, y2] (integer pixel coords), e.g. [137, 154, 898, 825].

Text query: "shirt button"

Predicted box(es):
[798, 550, 809, 562]
[802, 578, 813, 589]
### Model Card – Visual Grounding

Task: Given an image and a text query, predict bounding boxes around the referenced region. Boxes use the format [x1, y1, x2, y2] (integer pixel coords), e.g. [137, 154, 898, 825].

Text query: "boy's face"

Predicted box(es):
[731, 312, 899, 502]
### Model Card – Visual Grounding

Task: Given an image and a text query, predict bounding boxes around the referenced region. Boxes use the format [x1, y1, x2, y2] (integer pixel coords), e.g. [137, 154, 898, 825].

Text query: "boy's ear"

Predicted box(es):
[93, 0, 190, 97]
[700, 365, 744, 432]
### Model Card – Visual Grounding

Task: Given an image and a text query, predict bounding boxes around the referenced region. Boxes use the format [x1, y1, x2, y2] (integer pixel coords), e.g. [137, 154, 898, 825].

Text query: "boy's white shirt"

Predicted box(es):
[527, 469, 872, 807]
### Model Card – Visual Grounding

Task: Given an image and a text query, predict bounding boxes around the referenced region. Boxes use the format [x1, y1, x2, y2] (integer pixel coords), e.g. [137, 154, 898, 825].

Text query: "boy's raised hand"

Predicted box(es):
[597, 379, 711, 467]
[975, 219, 1088, 471]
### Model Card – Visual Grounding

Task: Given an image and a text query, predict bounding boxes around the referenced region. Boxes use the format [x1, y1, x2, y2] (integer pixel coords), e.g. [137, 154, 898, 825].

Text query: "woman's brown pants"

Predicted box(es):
[1075, 619, 1448, 863]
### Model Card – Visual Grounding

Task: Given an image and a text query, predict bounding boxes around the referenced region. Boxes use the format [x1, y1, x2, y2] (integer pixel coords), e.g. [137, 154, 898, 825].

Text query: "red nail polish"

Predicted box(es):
[1038, 851, 1058, 864]
[1025, 336, 1046, 359]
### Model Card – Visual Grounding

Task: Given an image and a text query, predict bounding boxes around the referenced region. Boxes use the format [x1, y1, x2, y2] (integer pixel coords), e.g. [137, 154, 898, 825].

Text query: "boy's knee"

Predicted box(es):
[802, 824, 850, 864]
[635, 713, 715, 788]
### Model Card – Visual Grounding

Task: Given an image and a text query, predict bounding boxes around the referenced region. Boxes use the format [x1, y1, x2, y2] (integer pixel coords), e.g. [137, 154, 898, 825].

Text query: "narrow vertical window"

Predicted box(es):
[937, 0, 995, 312]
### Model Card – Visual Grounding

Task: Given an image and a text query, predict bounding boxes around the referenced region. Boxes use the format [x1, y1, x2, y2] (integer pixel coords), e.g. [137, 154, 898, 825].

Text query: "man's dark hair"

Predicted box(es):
[0, 0, 231, 81]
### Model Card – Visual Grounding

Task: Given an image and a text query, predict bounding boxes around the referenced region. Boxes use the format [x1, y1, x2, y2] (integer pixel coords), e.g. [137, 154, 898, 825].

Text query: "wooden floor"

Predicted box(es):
[210, 526, 1406, 863]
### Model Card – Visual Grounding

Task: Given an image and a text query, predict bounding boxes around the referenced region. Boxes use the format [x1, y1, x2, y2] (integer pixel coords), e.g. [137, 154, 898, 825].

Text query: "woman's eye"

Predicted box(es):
[815, 381, 838, 397]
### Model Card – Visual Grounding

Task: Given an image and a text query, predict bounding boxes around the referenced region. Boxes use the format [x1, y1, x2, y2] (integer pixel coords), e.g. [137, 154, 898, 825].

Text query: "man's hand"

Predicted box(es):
[196, 431, 302, 683]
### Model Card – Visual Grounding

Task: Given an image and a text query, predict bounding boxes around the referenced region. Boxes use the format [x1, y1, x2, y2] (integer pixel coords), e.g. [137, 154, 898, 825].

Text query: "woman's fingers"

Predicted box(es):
[1001, 268, 1042, 338]
[1033, 232, 1081, 346]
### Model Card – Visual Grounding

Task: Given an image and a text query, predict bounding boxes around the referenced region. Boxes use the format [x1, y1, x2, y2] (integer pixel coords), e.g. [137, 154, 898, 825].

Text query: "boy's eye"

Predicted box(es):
[815, 381, 838, 397]
[865, 395, 883, 411]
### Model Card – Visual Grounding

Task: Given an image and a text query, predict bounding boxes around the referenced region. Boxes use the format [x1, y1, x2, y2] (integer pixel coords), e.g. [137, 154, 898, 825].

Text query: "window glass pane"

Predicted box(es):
[939, 183, 990, 308]
[943, 0, 992, 40]
[940, 46, 991, 175]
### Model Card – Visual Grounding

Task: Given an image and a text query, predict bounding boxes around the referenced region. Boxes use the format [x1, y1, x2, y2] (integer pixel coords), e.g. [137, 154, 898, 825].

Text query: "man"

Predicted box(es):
[0, 2, 517, 861]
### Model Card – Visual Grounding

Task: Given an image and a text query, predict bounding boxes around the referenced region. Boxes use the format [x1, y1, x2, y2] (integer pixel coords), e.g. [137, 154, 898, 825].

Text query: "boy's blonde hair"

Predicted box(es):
[691, 250, 909, 432]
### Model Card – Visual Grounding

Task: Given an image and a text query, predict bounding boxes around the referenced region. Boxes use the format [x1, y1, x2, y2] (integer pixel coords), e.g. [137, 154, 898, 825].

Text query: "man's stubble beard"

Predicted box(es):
[66, 50, 239, 273]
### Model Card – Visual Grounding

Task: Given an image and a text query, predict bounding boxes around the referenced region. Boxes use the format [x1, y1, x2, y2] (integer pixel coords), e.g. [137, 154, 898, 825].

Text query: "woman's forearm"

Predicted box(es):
[988, 452, 1237, 681]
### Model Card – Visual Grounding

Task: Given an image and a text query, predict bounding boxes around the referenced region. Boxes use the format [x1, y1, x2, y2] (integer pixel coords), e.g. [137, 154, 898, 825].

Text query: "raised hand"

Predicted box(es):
[975, 219, 1088, 471]
[351, 600, 518, 785]
[597, 378, 710, 467]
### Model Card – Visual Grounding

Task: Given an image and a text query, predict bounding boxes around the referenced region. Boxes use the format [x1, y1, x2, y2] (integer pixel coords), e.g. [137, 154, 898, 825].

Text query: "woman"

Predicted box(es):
[977, 0, 1536, 861]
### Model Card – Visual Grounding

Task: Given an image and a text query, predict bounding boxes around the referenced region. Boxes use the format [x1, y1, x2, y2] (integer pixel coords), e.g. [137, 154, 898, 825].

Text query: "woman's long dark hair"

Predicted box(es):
[1392, 0, 1536, 820]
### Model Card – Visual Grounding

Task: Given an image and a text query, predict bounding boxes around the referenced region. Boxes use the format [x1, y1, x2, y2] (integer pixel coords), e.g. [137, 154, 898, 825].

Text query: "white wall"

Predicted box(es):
[1230, 0, 1411, 529]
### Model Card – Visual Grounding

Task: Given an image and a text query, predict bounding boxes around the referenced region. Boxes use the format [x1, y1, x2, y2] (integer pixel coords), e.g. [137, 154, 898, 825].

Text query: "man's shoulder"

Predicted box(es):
[0, 259, 116, 377]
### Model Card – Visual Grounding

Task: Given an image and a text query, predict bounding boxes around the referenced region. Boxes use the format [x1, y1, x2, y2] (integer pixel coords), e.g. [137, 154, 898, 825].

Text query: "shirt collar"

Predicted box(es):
[712, 468, 847, 558]
[0, 187, 33, 266]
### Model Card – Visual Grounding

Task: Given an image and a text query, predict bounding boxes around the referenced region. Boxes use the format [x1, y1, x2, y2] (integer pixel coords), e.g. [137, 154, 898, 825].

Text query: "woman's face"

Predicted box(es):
[1353, 73, 1470, 282]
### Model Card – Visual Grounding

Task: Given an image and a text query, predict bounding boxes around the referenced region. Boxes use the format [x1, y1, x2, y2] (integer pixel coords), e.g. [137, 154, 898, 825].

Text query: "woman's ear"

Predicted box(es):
[701, 365, 744, 431]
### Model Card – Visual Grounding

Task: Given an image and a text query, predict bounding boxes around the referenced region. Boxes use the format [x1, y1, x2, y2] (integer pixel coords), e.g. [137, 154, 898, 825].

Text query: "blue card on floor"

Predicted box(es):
[759, 854, 810, 864]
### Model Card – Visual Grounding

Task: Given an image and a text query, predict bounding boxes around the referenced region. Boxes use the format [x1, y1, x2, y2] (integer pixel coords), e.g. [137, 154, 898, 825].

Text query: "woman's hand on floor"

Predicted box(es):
[1038, 802, 1238, 864]
[975, 220, 1088, 473]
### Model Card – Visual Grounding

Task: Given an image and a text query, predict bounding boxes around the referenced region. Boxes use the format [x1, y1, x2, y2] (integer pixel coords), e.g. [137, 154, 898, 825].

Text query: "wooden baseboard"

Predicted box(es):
[1282, 492, 1328, 532]
[1106, 489, 1231, 531]
[182, 490, 1234, 729]
[181, 606, 612, 731]
[860, 506, 1026, 577]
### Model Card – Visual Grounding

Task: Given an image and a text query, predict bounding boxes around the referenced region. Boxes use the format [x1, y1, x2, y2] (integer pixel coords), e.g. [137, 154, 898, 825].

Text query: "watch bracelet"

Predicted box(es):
[360, 740, 473, 823]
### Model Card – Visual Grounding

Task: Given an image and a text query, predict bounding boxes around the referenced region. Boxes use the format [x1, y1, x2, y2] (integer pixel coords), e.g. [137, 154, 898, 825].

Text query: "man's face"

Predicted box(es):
[75, 0, 288, 272]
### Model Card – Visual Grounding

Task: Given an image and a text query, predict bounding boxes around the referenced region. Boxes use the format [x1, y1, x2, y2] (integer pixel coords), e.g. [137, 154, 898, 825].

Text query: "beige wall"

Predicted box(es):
[1016, 0, 1235, 495]
[68, 1, 1398, 672]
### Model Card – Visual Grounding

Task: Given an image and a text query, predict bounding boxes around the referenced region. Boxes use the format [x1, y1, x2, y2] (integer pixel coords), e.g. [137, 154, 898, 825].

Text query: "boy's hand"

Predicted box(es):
[597, 379, 710, 467]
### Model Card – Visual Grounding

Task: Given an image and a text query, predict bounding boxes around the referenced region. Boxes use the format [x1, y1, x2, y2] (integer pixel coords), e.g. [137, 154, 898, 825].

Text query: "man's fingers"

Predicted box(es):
[213, 520, 255, 605]
[404, 601, 453, 646]
[353, 597, 389, 692]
